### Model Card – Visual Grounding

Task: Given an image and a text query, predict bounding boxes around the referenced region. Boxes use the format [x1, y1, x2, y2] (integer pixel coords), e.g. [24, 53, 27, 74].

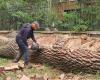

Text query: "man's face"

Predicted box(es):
[32, 23, 39, 30]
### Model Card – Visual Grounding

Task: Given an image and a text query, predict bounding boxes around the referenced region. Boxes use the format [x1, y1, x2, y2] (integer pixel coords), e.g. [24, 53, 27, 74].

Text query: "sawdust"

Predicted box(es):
[36, 34, 100, 52]
[37, 35, 58, 48]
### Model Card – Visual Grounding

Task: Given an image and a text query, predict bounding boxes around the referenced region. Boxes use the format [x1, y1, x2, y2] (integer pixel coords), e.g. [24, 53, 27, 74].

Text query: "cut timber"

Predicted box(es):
[0, 35, 100, 72]
[0, 38, 18, 58]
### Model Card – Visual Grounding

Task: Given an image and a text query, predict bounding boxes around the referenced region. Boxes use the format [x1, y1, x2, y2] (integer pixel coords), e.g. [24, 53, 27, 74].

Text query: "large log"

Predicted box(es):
[0, 35, 100, 72]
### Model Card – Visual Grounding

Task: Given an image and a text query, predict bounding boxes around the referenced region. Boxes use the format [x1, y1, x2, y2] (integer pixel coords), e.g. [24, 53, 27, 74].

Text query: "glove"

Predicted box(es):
[31, 42, 39, 50]
[28, 45, 32, 49]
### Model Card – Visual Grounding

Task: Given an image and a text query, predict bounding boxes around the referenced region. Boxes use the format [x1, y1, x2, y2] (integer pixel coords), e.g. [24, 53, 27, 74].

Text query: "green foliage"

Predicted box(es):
[81, 6, 97, 30]
[95, 0, 100, 29]
[0, 0, 100, 31]
[72, 24, 88, 32]
[12, 11, 33, 22]
[44, 10, 60, 28]
[57, 12, 89, 31]
[0, 0, 29, 30]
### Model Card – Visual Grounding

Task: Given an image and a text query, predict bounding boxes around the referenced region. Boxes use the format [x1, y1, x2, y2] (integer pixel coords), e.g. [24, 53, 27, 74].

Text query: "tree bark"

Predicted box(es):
[0, 35, 100, 72]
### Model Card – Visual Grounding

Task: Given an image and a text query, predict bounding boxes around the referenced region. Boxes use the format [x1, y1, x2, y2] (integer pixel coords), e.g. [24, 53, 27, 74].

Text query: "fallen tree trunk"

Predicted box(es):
[0, 35, 100, 72]
[0, 36, 18, 58]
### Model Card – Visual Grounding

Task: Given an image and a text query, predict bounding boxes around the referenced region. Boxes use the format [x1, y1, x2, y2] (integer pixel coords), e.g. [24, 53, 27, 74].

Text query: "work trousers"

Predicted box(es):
[15, 38, 29, 65]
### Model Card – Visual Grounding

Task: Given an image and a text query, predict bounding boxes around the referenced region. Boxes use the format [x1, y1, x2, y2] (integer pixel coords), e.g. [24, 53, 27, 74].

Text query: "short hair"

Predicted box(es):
[33, 21, 40, 28]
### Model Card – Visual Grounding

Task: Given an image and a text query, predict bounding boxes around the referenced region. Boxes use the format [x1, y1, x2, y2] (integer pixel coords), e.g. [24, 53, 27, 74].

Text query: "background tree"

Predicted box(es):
[0, 0, 100, 31]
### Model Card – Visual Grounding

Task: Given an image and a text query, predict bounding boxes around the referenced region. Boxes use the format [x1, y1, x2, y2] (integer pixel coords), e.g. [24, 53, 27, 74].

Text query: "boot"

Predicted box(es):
[13, 52, 22, 63]
[24, 63, 32, 69]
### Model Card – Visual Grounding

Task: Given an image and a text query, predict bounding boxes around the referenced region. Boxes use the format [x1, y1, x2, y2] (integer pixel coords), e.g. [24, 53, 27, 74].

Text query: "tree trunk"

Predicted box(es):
[0, 35, 100, 72]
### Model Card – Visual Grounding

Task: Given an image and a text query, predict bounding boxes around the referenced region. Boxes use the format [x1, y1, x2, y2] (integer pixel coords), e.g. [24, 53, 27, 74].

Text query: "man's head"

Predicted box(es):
[31, 21, 40, 30]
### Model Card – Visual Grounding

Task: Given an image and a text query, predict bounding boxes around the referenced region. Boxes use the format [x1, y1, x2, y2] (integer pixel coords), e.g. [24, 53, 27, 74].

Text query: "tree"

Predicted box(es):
[0, 0, 29, 30]
[0, 35, 100, 72]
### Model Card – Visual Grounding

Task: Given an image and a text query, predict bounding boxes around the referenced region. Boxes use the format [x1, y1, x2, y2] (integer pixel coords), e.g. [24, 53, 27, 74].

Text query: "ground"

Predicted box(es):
[0, 57, 100, 80]
[0, 57, 61, 80]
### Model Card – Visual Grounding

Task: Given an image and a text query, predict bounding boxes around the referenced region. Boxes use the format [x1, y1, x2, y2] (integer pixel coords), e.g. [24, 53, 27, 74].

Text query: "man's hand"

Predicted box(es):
[35, 42, 39, 46]
[28, 45, 32, 49]
[31, 42, 39, 50]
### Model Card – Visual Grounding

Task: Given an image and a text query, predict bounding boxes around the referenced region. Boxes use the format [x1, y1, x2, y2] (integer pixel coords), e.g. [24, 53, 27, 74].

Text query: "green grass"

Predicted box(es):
[0, 57, 61, 80]
[0, 57, 100, 80]
[0, 57, 11, 66]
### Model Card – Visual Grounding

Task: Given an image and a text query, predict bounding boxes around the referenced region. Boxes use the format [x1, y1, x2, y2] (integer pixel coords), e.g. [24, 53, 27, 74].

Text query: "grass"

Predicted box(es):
[0, 57, 100, 80]
[0, 57, 61, 80]
[0, 57, 11, 66]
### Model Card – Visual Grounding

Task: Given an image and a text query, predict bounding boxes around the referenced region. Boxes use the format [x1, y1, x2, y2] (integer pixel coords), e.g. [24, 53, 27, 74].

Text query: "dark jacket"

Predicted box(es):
[16, 23, 36, 45]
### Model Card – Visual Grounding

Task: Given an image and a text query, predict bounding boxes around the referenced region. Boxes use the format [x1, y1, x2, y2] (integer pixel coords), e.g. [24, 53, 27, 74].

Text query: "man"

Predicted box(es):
[13, 21, 39, 68]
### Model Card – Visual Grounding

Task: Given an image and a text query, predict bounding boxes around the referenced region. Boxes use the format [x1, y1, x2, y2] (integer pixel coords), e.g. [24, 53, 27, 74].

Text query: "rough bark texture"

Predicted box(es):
[0, 35, 19, 58]
[0, 34, 100, 72]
